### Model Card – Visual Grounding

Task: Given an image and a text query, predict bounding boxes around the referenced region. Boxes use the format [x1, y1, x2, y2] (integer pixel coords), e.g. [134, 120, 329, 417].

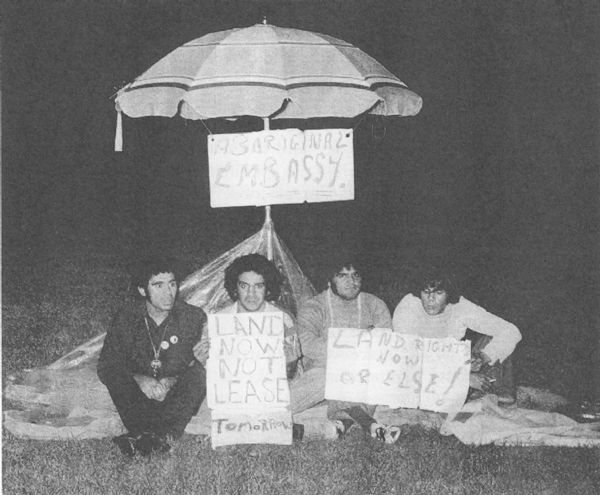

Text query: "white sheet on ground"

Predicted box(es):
[441, 395, 600, 447]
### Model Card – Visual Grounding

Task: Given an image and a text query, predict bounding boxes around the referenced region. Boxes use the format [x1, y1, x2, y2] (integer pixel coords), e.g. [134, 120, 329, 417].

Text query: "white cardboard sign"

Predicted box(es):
[325, 328, 471, 413]
[210, 410, 293, 448]
[207, 312, 292, 447]
[208, 129, 354, 207]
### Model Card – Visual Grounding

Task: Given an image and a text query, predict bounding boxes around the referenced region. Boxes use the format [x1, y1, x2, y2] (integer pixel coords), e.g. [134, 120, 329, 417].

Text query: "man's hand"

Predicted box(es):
[193, 333, 210, 365]
[133, 375, 178, 401]
[468, 351, 492, 373]
[469, 357, 485, 373]
[158, 377, 177, 397]
[469, 372, 492, 392]
[133, 374, 163, 400]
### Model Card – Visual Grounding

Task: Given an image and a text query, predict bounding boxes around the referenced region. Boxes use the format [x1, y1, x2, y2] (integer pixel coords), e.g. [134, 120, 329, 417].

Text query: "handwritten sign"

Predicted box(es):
[418, 337, 471, 412]
[208, 129, 354, 207]
[206, 312, 292, 447]
[367, 330, 423, 409]
[325, 328, 471, 413]
[210, 410, 293, 448]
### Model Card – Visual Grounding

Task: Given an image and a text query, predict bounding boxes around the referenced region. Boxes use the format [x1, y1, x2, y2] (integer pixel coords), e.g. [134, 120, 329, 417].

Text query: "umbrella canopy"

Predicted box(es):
[115, 22, 422, 121]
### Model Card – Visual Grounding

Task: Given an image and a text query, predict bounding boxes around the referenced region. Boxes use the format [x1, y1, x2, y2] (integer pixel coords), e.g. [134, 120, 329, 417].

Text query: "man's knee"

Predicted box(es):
[289, 367, 327, 414]
[170, 361, 206, 402]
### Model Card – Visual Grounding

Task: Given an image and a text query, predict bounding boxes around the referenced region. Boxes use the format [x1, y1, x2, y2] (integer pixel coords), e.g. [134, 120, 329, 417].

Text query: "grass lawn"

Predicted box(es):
[3, 426, 599, 495]
[3, 258, 600, 494]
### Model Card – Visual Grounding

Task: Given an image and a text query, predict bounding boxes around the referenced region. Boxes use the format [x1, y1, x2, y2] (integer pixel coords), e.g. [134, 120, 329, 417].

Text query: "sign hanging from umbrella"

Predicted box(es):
[114, 21, 422, 150]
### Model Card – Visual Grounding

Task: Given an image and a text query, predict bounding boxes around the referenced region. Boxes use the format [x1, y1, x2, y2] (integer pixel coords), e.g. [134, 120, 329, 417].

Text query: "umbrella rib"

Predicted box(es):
[129, 75, 404, 88]
[135, 74, 372, 84]
[123, 80, 409, 93]
[183, 40, 354, 48]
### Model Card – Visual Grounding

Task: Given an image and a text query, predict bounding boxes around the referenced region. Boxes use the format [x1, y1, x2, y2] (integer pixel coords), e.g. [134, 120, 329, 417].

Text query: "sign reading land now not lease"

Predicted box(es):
[208, 129, 354, 207]
[325, 328, 471, 413]
[206, 312, 293, 447]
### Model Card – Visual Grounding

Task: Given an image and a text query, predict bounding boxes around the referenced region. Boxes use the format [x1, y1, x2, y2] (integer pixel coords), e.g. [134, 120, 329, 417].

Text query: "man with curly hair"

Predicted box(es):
[193, 253, 299, 376]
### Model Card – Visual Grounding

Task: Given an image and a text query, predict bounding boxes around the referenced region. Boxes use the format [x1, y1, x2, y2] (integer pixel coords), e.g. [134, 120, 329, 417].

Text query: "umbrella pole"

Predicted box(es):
[265, 205, 273, 261]
[263, 117, 274, 261]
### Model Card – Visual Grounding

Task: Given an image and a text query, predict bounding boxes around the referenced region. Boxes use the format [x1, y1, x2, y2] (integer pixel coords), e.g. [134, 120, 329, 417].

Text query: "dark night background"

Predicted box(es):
[2, 0, 599, 399]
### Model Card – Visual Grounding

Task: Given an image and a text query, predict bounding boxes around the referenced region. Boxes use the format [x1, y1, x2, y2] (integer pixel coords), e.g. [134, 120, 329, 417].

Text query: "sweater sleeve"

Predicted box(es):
[459, 298, 522, 363]
[295, 300, 328, 369]
[392, 294, 417, 333]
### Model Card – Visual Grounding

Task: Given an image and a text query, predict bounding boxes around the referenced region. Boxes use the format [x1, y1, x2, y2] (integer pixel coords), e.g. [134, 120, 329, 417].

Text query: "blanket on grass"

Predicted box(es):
[440, 395, 600, 447]
[5, 367, 600, 447]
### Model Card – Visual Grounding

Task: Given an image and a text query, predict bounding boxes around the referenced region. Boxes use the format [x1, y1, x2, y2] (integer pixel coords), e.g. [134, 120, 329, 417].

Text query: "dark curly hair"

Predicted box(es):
[224, 254, 283, 302]
[410, 264, 461, 304]
[323, 251, 365, 288]
[132, 257, 181, 291]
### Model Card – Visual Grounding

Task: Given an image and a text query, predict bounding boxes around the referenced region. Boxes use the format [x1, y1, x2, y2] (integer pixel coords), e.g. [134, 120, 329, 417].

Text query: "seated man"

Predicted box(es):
[193, 253, 299, 375]
[291, 255, 401, 444]
[392, 265, 522, 404]
[98, 258, 206, 456]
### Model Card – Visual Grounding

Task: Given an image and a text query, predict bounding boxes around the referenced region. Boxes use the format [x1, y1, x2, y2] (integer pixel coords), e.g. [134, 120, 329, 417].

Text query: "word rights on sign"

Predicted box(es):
[324, 328, 471, 413]
[208, 128, 354, 207]
[206, 312, 293, 447]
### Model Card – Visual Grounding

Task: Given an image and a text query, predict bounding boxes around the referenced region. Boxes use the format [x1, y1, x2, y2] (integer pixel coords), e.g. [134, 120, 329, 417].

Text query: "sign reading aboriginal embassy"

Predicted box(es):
[206, 312, 293, 447]
[325, 328, 471, 413]
[208, 129, 354, 207]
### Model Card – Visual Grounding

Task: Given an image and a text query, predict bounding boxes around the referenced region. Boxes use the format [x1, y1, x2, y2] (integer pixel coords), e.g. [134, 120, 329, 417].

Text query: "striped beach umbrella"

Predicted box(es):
[114, 21, 422, 149]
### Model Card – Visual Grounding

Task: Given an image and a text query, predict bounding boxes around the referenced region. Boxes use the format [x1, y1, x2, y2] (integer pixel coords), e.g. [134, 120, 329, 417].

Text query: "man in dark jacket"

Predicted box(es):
[98, 258, 206, 456]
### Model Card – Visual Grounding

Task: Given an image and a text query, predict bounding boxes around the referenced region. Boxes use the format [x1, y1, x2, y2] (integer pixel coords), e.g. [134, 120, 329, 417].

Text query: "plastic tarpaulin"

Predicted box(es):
[3, 221, 316, 440]
[441, 395, 600, 448]
[179, 218, 315, 317]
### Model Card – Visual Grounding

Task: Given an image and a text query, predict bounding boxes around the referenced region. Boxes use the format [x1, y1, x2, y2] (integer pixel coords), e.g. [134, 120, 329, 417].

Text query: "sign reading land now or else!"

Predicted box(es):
[206, 312, 293, 447]
[208, 129, 354, 207]
[324, 328, 471, 413]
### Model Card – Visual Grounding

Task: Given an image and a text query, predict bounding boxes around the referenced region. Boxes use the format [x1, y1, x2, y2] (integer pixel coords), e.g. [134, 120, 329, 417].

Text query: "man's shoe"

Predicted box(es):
[135, 432, 171, 457]
[371, 424, 401, 444]
[495, 390, 516, 406]
[578, 400, 600, 421]
[163, 433, 184, 455]
[561, 400, 600, 423]
[112, 434, 137, 457]
[331, 419, 355, 438]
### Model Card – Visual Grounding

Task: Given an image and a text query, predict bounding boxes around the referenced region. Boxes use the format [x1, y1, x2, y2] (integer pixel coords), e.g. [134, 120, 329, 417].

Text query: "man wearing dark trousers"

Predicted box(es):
[98, 258, 206, 456]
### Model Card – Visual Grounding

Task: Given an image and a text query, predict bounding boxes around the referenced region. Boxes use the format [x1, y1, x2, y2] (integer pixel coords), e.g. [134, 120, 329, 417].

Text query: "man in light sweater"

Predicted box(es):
[392, 265, 522, 404]
[291, 255, 400, 443]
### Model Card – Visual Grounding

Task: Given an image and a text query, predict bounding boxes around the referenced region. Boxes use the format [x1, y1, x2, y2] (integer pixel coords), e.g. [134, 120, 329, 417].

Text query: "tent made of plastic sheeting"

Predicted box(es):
[179, 218, 316, 316]
[3, 220, 316, 440]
